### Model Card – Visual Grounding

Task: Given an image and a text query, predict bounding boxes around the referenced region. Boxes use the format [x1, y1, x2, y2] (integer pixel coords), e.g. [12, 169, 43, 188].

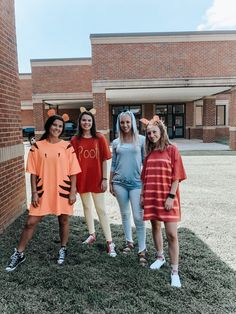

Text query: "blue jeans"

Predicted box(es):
[113, 184, 146, 253]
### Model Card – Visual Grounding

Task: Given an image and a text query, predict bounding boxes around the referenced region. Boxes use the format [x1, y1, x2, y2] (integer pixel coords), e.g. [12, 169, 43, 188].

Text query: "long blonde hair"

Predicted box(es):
[145, 119, 171, 155]
[116, 111, 139, 145]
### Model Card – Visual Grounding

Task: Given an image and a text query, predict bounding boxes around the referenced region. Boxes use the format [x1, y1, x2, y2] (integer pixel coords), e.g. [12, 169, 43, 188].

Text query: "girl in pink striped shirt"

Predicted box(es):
[140, 116, 186, 288]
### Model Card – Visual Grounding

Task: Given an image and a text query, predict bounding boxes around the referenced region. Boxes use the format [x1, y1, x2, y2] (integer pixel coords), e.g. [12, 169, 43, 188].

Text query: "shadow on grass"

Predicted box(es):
[0, 213, 236, 314]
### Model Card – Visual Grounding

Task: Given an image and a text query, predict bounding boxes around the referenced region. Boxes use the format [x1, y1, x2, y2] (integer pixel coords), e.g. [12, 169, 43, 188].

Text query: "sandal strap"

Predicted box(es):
[123, 243, 134, 253]
[138, 253, 148, 266]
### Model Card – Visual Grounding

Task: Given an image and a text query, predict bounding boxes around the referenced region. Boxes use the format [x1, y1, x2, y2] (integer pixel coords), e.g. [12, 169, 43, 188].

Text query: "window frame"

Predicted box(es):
[216, 105, 226, 126]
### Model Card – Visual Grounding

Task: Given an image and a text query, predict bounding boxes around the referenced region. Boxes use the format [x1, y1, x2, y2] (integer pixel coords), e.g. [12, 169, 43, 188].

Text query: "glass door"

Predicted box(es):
[155, 104, 185, 138]
[173, 105, 185, 138]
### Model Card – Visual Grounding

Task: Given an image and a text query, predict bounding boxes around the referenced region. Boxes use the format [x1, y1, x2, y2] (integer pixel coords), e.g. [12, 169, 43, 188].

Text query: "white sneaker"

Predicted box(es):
[171, 272, 181, 288]
[150, 257, 166, 270]
[82, 234, 96, 245]
[107, 242, 117, 257]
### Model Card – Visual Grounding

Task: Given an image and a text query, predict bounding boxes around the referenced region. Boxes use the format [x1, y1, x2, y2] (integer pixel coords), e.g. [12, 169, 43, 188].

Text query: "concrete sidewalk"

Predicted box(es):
[172, 138, 230, 151]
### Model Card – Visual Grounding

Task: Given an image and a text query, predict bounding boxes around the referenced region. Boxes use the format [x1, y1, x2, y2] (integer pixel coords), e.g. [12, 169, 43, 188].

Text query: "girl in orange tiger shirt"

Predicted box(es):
[6, 115, 81, 272]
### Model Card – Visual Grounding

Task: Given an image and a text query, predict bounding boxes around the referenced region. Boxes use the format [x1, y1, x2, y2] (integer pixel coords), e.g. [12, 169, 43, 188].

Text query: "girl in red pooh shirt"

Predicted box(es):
[71, 108, 116, 257]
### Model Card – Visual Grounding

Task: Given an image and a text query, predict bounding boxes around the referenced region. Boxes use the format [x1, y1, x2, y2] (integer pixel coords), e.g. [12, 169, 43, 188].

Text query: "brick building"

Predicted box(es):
[0, 0, 26, 233]
[20, 31, 236, 149]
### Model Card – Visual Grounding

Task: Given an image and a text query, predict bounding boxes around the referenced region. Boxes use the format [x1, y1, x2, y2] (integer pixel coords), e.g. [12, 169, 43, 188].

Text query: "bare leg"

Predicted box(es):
[151, 220, 163, 254]
[17, 215, 43, 252]
[58, 214, 69, 247]
[164, 222, 179, 265]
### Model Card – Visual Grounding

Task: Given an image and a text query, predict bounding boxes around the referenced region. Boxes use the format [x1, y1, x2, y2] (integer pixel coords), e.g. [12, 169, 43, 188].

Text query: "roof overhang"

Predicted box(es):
[106, 86, 231, 104]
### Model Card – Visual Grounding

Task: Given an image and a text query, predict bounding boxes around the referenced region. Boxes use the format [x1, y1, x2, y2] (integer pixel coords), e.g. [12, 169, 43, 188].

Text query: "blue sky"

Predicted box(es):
[15, 0, 236, 73]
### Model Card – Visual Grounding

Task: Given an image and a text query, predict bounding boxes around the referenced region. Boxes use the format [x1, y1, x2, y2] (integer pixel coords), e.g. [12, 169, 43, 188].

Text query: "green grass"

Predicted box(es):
[0, 213, 236, 314]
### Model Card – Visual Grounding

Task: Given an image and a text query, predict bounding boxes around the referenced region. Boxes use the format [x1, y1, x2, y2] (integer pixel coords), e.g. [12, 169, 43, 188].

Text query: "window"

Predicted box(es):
[216, 105, 226, 126]
[174, 104, 184, 114]
[156, 105, 167, 115]
[195, 105, 203, 126]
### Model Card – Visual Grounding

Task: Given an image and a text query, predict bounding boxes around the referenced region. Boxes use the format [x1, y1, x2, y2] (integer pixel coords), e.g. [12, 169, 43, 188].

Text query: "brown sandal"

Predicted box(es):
[123, 243, 134, 254]
[138, 252, 148, 267]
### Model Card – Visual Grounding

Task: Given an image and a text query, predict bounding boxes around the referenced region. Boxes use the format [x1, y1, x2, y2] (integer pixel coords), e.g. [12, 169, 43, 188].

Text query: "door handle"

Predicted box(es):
[173, 125, 176, 131]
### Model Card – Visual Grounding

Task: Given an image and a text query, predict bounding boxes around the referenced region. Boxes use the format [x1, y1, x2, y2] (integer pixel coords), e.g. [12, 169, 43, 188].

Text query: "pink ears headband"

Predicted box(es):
[140, 115, 160, 126]
[47, 109, 69, 122]
[80, 107, 96, 115]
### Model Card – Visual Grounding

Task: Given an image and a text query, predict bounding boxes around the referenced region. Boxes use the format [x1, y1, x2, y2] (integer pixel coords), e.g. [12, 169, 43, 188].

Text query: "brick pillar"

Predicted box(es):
[202, 97, 216, 143]
[93, 93, 110, 140]
[0, 0, 26, 233]
[33, 103, 46, 140]
[185, 102, 194, 139]
[144, 104, 155, 120]
[229, 87, 236, 150]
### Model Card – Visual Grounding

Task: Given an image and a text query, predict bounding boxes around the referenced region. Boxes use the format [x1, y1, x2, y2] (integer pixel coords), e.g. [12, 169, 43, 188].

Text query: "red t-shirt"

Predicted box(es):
[71, 133, 111, 193]
[141, 145, 186, 222]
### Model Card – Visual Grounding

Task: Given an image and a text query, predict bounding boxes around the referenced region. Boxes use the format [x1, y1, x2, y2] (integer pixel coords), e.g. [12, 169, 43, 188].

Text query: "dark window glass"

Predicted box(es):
[216, 105, 226, 126]
[174, 104, 184, 114]
[156, 105, 167, 115]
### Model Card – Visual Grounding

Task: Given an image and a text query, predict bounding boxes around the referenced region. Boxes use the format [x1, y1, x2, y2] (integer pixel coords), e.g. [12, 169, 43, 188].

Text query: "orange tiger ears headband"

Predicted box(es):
[47, 109, 70, 122]
[80, 107, 96, 115]
[140, 115, 160, 126]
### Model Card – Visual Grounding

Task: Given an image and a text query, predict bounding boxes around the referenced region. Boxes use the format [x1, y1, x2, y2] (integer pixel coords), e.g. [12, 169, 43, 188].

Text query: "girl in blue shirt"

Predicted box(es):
[110, 111, 147, 266]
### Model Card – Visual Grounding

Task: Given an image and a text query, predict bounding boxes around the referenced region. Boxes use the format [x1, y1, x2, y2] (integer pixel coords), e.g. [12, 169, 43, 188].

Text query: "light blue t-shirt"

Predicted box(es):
[111, 135, 145, 189]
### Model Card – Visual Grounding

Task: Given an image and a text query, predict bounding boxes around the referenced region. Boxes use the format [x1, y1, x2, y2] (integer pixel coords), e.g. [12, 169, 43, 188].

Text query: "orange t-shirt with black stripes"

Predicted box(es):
[26, 140, 81, 216]
[141, 145, 186, 222]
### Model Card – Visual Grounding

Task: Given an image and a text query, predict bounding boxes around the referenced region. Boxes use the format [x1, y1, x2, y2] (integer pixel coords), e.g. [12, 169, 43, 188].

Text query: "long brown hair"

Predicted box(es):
[145, 119, 171, 155]
[76, 111, 97, 139]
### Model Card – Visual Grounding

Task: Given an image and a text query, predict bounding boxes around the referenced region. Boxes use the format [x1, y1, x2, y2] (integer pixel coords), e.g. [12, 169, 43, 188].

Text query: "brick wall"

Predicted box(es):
[93, 93, 109, 131]
[0, 157, 25, 230]
[185, 102, 194, 127]
[143, 104, 154, 120]
[58, 108, 81, 124]
[190, 128, 203, 139]
[203, 98, 216, 142]
[19, 76, 32, 100]
[92, 41, 236, 80]
[21, 110, 34, 126]
[0, 0, 26, 233]
[215, 127, 229, 139]
[32, 65, 92, 94]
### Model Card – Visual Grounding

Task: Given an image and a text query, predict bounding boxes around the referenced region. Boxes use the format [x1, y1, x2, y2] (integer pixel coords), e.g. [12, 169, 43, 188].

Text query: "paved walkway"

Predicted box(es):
[172, 139, 230, 151]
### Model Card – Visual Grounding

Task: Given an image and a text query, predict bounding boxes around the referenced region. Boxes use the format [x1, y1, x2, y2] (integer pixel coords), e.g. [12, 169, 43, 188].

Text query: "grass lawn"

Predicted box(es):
[0, 213, 236, 314]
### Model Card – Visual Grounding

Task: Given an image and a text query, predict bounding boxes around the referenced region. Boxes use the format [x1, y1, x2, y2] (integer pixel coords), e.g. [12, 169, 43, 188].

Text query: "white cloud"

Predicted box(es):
[197, 0, 236, 30]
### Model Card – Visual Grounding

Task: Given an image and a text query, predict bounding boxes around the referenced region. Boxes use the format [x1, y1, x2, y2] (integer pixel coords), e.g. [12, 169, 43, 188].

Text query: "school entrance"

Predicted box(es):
[156, 104, 185, 139]
[110, 104, 185, 140]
